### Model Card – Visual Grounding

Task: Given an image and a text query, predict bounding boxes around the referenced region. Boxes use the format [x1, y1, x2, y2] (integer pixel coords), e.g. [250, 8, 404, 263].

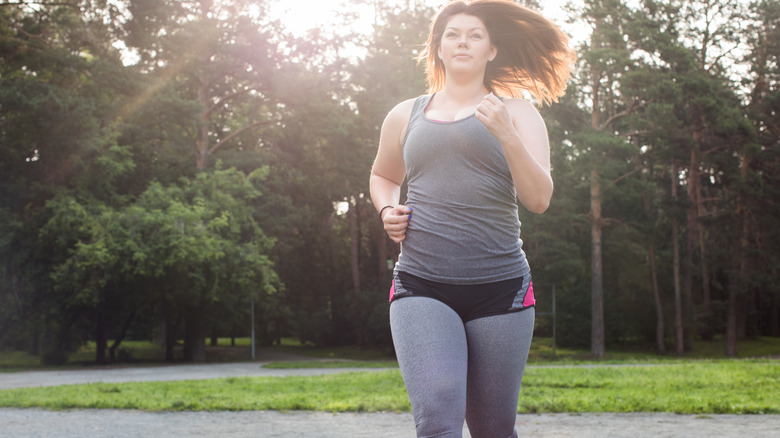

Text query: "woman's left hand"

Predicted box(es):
[475, 93, 517, 143]
[474, 93, 554, 213]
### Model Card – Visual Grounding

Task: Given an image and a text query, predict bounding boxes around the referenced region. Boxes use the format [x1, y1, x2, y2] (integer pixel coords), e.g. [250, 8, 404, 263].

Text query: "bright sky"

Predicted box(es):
[271, 0, 585, 41]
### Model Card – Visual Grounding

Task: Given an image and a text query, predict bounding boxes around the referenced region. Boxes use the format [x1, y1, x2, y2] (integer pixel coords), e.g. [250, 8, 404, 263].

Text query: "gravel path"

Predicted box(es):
[1, 408, 778, 437]
[0, 361, 392, 390]
[1, 356, 778, 437]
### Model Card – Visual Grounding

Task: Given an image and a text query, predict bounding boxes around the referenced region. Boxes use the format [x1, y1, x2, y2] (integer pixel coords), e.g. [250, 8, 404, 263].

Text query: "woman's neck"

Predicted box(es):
[439, 77, 489, 105]
[425, 80, 489, 122]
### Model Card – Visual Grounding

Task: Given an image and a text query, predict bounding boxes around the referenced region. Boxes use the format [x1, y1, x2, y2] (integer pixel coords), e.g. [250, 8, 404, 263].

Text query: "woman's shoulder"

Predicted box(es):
[384, 95, 429, 126]
[388, 97, 417, 116]
[503, 97, 545, 126]
[388, 95, 430, 116]
[502, 97, 540, 114]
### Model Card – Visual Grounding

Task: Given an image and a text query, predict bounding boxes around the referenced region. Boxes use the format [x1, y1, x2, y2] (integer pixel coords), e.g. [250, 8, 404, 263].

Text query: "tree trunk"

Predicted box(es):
[274, 316, 283, 346]
[699, 217, 714, 339]
[28, 328, 40, 356]
[770, 292, 779, 337]
[726, 191, 745, 354]
[194, 2, 212, 171]
[348, 197, 363, 345]
[156, 319, 166, 347]
[725, 286, 738, 356]
[671, 162, 685, 356]
[648, 241, 665, 355]
[590, 168, 605, 358]
[727, 145, 753, 355]
[737, 295, 749, 341]
[684, 145, 700, 349]
[195, 77, 211, 170]
[95, 308, 108, 365]
[183, 315, 207, 363]
[588, 55, 606, 359]
[349, 197, 361, 295]
[108, 310, 135, 362]
[165, 312, 177, 362]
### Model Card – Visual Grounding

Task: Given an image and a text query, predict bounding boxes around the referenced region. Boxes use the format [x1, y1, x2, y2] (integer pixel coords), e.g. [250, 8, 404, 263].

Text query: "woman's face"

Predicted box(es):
[437, 14, 496, 77]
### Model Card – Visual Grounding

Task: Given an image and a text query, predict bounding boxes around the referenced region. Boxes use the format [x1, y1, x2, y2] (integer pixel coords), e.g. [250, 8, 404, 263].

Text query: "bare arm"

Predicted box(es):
[475, 94, 553, 213]
[370, 99, 415, 242]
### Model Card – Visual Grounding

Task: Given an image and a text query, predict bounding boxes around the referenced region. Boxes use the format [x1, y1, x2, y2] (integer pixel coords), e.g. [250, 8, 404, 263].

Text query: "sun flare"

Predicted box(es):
[271, 0, 373, 36]
[271, 0, 578, 40]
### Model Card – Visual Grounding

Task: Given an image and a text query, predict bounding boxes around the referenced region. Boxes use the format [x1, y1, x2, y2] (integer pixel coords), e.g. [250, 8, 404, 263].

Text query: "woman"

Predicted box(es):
[369, 1, 574, 437]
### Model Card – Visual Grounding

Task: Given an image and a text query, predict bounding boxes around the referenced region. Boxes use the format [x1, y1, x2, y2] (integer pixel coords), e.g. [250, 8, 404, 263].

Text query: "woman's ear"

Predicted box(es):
[489, 45, 497, 62]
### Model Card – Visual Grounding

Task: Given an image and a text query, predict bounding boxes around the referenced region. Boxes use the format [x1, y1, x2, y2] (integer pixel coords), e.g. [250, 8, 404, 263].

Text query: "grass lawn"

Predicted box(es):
[525, 336, 780, 364]
[1, 337, 778, 414]
[519, 360, 779, 414]
[0, 360, 777, 414]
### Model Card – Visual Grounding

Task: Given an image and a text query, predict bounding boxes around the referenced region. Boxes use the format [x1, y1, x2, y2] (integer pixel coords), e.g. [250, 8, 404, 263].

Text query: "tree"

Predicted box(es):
[726, 0, 780, 352]
[0, 0, 137, 362]
[623, 0, 760, 355]
[3, 0, 778, 364]
[569, 0, 640, 358]
[124, 0, 280, 170]
[747, 0, 780, 338]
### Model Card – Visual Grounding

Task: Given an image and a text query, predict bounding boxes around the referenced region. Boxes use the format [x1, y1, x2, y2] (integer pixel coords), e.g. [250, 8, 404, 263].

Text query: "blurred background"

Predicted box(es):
[0, 0, 777, 366]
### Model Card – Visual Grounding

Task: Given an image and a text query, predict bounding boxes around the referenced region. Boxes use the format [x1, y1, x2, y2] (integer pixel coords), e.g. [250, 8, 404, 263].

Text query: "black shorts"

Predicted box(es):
[389, 271, 535, 322]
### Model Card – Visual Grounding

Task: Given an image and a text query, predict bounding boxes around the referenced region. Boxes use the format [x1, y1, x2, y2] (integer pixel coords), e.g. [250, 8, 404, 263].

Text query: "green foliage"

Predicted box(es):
[0, 0, 778, 365]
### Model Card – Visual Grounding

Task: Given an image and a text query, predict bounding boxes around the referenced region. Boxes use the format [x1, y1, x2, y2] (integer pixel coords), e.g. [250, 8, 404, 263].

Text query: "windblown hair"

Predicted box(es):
[420, 0, 576, 105]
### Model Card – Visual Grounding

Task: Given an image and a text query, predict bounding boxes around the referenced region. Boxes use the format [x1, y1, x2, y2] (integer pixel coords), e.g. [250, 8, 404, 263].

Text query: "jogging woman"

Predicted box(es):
[369, 1, 575, 437]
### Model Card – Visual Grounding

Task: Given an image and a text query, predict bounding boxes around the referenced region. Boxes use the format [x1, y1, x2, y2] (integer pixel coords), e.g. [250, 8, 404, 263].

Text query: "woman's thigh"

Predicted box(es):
[464, 308, 535, 438]
[390, 297, 469, 438]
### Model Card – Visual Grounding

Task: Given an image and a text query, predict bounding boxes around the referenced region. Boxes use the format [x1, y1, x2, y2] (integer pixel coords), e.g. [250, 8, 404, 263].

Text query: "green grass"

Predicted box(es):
[525, 336, 780, 365]
[519, 360, 780, 414]
[0, 371, 410, 412]
[0, 350, 41, 373]
[0, 360, 777, 414]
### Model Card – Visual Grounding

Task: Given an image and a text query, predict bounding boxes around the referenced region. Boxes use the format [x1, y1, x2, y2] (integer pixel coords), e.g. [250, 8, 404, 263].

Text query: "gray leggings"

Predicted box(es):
[390, 297, 535, 438]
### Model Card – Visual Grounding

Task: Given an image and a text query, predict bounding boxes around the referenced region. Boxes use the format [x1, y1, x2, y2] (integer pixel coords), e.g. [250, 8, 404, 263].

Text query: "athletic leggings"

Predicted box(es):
[390, 296, 535, 438]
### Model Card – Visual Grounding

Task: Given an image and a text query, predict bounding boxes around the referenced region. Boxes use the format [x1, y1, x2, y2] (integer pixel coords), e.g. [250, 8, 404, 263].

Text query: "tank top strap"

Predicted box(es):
[410, 94, 434, 125]
[403, 94, 433, 147]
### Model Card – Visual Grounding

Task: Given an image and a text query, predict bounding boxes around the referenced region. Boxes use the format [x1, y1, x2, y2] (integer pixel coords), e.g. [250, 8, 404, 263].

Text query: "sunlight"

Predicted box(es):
[271, 0, 581, 40]
[271, 0, 374, 36]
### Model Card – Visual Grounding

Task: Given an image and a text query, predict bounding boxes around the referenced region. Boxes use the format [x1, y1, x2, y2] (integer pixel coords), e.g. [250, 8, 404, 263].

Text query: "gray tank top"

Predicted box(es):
[395, 94, 530, 284]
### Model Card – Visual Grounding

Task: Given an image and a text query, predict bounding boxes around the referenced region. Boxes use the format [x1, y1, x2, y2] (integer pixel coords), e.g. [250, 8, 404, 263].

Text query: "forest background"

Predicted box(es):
[0, 0, 777, 366]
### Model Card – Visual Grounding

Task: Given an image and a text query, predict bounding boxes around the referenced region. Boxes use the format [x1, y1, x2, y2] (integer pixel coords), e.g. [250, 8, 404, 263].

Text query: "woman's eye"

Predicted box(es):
[445, 32, 457, 38]
[471, 34, 483, 39]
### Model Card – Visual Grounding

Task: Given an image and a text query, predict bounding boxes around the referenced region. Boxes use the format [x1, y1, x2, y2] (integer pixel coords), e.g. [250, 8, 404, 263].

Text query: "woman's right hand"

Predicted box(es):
[382, 205, 412, 243]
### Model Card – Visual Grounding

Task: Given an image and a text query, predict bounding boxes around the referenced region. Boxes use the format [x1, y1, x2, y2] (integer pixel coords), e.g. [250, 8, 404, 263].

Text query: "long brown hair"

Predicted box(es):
[420, 0, 576, 105]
